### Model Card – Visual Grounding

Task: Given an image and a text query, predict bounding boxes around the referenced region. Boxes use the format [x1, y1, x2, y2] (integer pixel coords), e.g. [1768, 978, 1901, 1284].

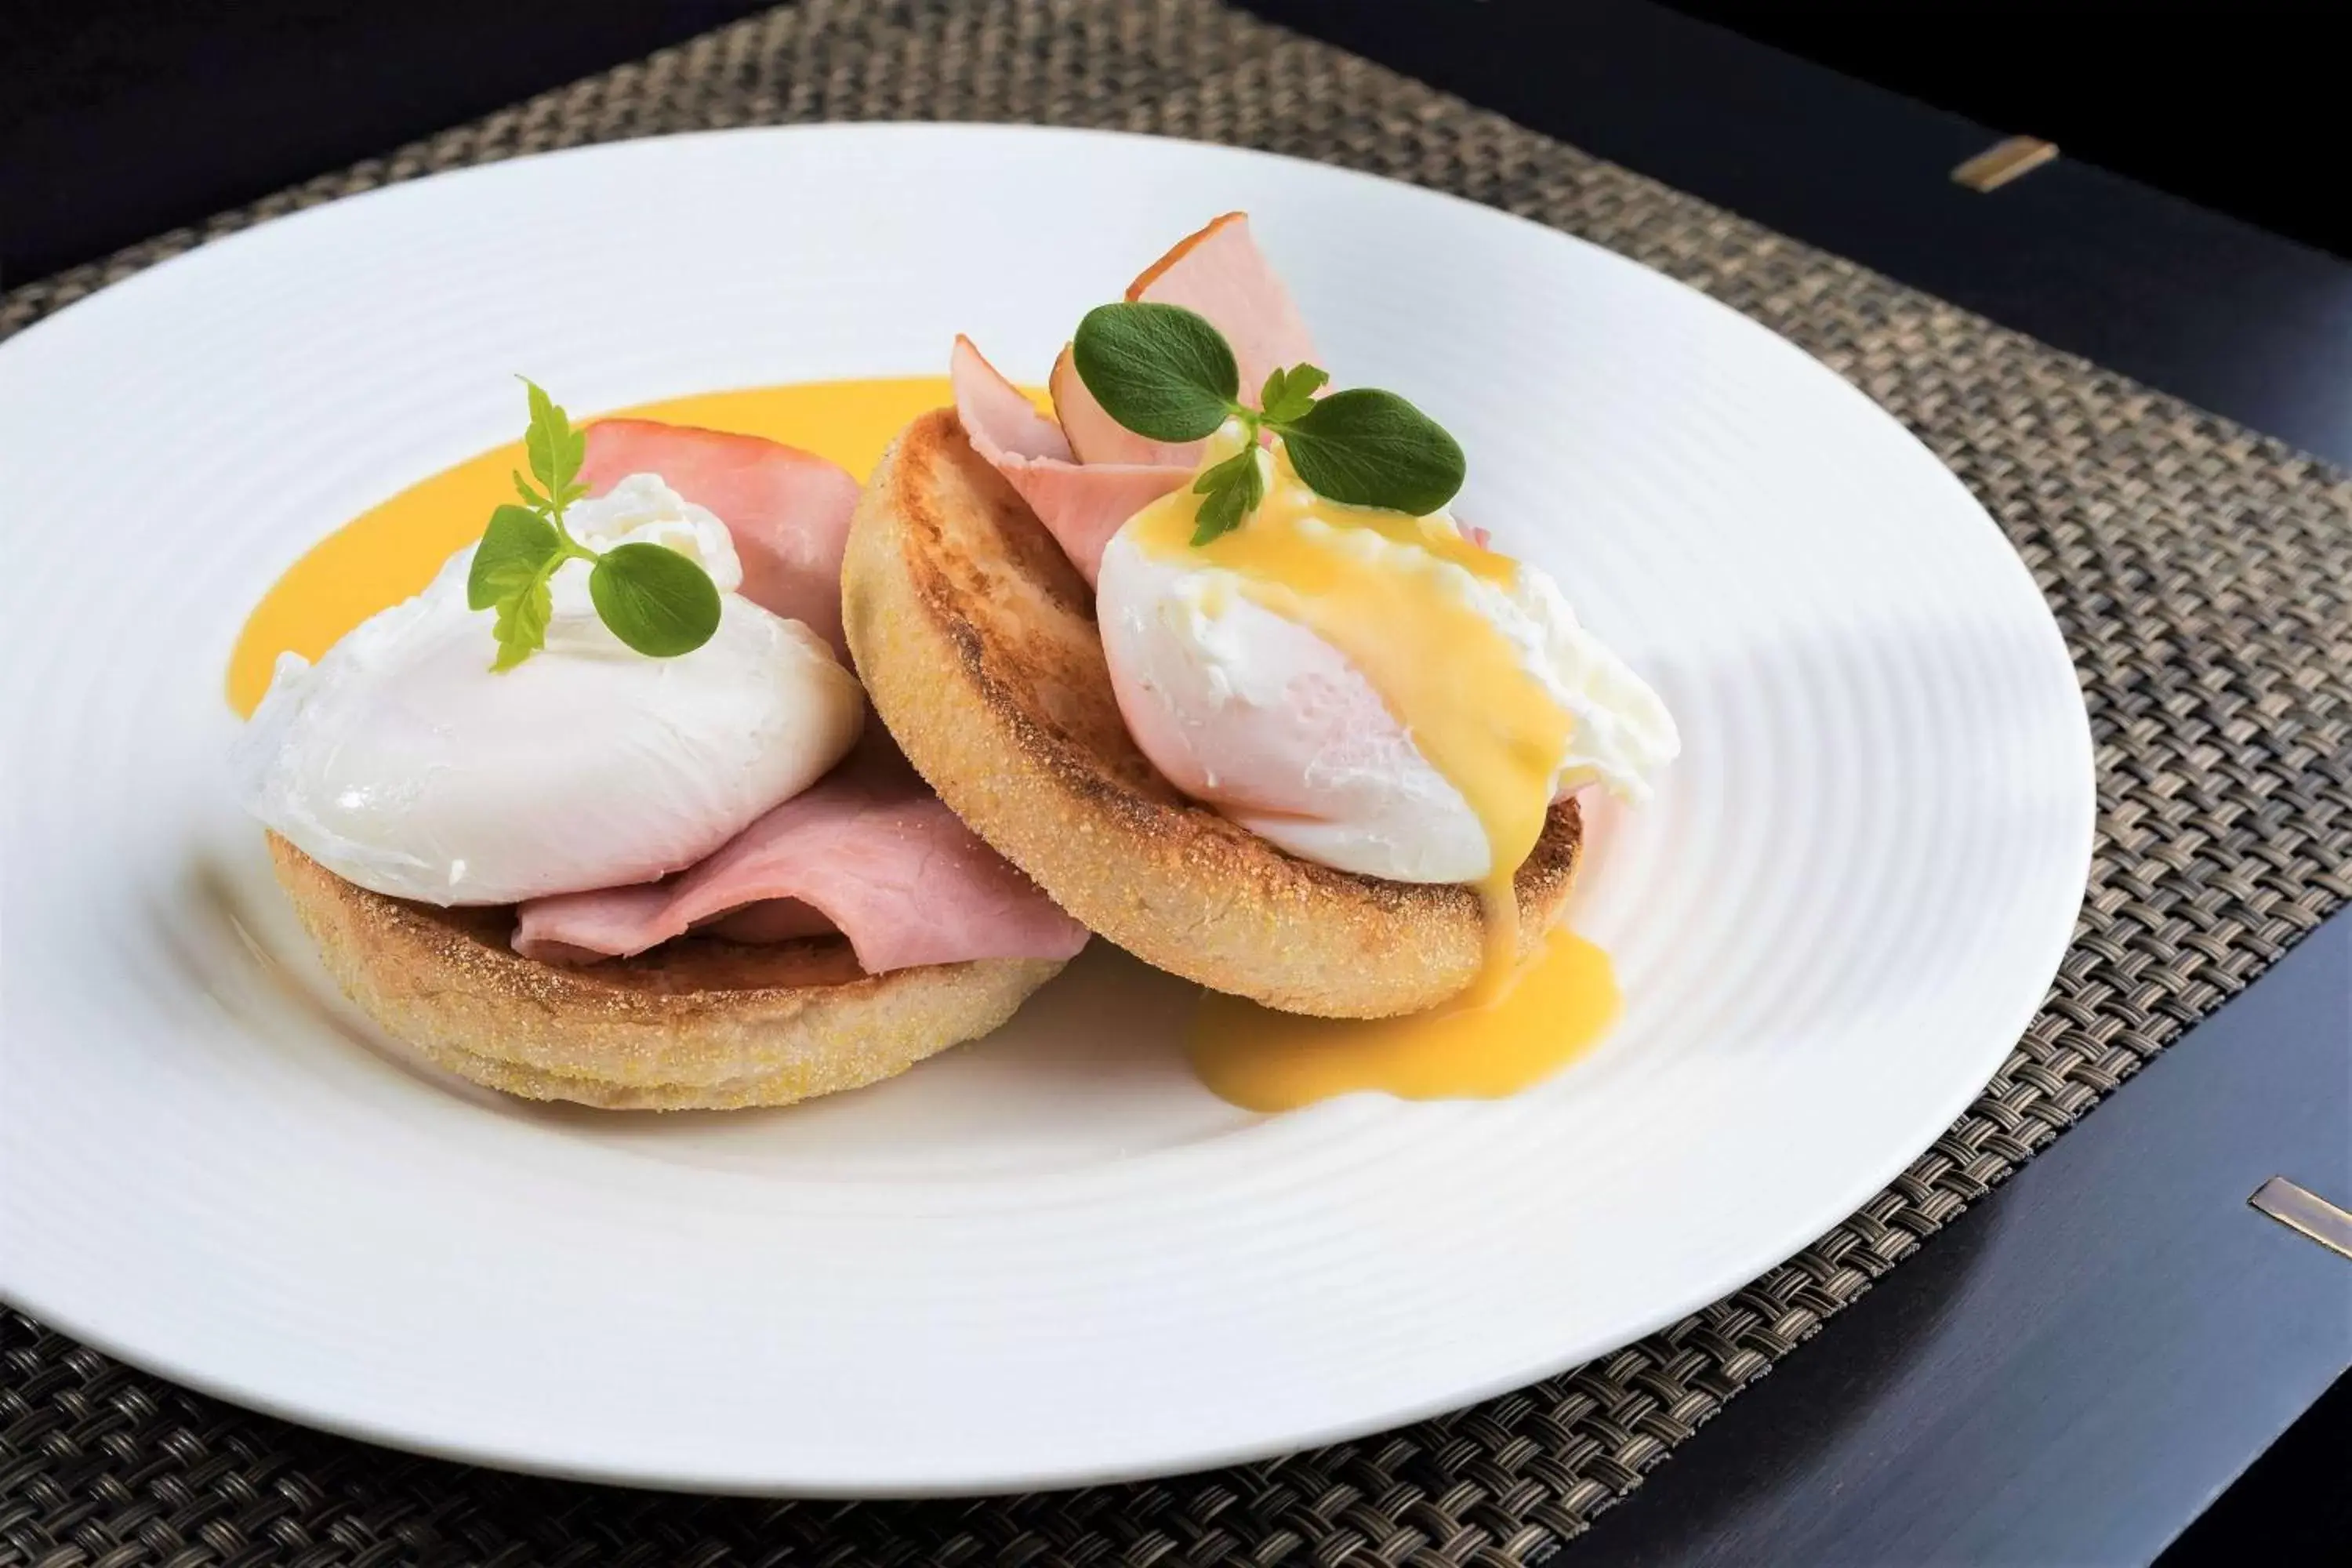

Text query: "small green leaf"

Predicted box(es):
[1258, 362, 1327, 424]
[1191, 445, 1255, 497]
[1279, 388, 1465, 515]
[489, 578, 554, 671]
[1257, 368, 1286, 419]
[511, 470, 550, 512]
[1072, 302, 1240, 443]
[467, 504, 561, 610]
[1191, 472, 1258, 546]
[519, 377, 580, 495]
[589, 543, 722, 658]
[1190, 451, 1265, 546]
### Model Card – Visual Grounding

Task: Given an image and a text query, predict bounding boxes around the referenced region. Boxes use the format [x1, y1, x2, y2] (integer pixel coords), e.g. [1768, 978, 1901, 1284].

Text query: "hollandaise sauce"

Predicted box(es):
[1126, 430, 1620, 1106]
[1124, 434, 1576, 1001]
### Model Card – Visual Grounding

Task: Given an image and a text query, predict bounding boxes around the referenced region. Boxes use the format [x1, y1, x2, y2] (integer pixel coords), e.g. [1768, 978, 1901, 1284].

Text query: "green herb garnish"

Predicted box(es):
[1276, 388, 1465, 515]
[1189, 443, 1267, 542]
[1071, 303, 1465, 543]
[586, 542, 724, 657]
[1069, 302, 1240, 443]
[466, 379, 722, 669]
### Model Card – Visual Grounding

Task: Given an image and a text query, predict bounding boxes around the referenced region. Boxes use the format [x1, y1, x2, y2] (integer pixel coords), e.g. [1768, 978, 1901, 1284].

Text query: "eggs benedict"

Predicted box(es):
[234, 385, 1087, 1109]
[845, 215, 1676, 1022]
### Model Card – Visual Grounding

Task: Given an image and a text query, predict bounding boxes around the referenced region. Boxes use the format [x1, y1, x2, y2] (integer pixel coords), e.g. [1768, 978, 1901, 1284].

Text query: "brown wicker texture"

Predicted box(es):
[4, 2, 2347, 1564]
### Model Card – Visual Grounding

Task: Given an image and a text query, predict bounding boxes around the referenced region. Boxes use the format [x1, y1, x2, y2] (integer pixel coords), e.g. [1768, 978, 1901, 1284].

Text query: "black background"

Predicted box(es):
[1, 1, 767, 283]
[6, 0, 2349, 285]
[1665, 0, 2347, 260]
[2, 2, 2343, 1561]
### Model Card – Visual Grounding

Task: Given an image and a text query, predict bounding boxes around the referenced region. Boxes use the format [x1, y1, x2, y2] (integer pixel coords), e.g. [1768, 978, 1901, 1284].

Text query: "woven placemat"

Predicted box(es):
[5, 2, 2348, 1563]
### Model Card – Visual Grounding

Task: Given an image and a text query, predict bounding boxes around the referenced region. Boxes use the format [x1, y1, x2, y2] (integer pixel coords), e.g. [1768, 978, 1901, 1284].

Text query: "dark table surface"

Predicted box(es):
[7, 2, 2349, 1563]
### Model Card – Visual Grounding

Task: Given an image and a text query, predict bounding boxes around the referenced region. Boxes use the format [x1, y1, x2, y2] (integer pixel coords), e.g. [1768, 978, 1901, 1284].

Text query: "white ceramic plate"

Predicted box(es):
[0, 125, 2092, 1495]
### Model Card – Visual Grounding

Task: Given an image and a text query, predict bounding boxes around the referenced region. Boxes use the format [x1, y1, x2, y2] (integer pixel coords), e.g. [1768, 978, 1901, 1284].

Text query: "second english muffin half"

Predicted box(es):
[841, 407, 1582, 1020]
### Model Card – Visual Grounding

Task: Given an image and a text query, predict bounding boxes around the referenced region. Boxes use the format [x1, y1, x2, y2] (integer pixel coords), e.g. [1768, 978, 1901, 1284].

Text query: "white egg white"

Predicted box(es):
[232, 476, 865, 906]
[1095, 521, 1680, 885]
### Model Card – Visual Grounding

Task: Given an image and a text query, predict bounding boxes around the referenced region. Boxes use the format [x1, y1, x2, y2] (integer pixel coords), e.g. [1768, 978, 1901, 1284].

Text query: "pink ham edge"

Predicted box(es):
[956, 213, 1327, 581]
[1048, 212, 1320, 469]
[514, 739, 1090, 975]
[949, 336, 1190, 586]
[1127, 212, 1317, 391]
[578, 419, 860, 660]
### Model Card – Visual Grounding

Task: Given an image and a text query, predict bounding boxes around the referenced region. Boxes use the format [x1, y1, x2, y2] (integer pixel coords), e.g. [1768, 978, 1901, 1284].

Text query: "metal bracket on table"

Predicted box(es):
[1951, 136, 2059, 191]
[2249, 1177, 2352, 1261]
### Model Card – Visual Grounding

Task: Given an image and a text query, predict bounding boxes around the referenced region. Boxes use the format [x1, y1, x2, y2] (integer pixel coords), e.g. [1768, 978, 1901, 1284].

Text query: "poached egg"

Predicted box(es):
[1098, 423, 1679, 888]
[232, 474, 864, 906]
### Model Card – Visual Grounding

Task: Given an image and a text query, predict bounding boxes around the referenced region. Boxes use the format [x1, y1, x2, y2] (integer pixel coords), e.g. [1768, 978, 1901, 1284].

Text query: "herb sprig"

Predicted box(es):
[1071, 303, 1465, 544]
[466, 380, 722, 670]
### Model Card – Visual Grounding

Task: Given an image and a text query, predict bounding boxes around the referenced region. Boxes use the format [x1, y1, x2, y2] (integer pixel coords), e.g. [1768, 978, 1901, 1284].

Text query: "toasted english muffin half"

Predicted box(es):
[268, 833, 1069, 1110]
[841, 408, 1581, 1019]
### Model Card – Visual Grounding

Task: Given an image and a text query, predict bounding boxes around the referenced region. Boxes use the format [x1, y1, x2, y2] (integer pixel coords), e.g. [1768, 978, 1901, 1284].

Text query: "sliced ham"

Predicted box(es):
[956, 213, 1324, 582]
[514, 739, 1090, 975]
[949, 336, 1190, 586]
[1047, 212, 1320, 470]
[579, 419, 859, 660]
[1126, 212, 1317, 382]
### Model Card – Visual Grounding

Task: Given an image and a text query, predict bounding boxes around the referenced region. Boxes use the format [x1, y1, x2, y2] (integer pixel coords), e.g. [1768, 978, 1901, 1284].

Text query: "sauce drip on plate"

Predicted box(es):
[1190, 921, 1619, 1111]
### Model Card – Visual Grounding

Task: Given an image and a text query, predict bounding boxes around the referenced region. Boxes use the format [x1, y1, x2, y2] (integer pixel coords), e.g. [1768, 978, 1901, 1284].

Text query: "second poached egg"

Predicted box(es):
[1097, 426, 1678, 887]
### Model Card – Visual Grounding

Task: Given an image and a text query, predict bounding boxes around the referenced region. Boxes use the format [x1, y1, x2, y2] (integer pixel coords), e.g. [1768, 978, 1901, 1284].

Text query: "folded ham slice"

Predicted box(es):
[514, 738, 1090, 974]
[1048, 212, 1320, 470]
[579, 419, 859, 660]
[950, 337, 1192, 586]
[952, 212, 1325, 586]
